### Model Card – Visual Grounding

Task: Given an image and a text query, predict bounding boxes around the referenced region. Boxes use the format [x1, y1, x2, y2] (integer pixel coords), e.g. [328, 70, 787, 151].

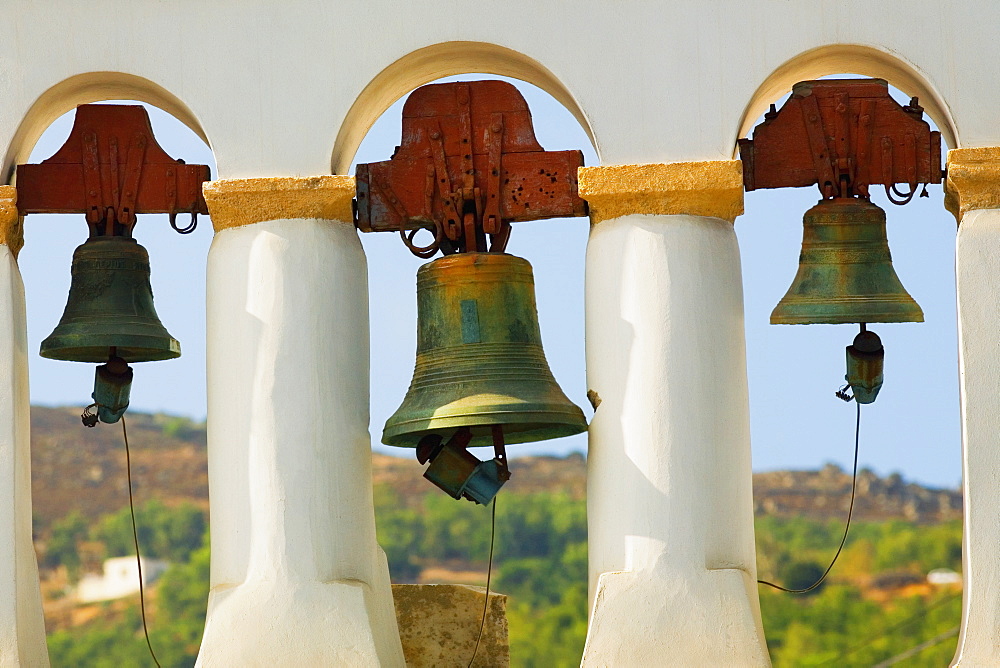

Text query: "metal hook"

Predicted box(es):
[885, 182, 917, 206]
[170, 211, 198, 234]
[81, 403, 99, 428]
[400, 221, 443, 259]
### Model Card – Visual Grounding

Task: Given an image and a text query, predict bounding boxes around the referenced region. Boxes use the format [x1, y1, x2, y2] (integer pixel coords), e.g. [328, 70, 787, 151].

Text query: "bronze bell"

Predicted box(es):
[383, 252, 587, 449]
[770, 198, 924, 325]
[40, 236, 180, 364]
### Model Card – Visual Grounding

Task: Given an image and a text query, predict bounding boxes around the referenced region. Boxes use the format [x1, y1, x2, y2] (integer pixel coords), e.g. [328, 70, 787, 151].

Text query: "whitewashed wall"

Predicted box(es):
[0, 1, 996, 666]
[2, 1, 991, 177]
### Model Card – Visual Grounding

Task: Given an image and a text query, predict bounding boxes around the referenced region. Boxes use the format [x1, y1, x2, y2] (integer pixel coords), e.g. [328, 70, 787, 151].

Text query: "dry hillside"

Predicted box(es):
[28, 406, 960, 534]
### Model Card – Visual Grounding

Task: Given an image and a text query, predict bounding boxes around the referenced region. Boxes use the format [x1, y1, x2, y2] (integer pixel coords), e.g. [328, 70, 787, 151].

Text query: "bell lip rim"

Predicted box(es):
[381, 414, 589, 448]
[771, 295, 924, 325]
[40, 353, 181, 363]
[769, 314, 925, 324]
[39, 335, 181, 363]
[39, 351, 181, 363]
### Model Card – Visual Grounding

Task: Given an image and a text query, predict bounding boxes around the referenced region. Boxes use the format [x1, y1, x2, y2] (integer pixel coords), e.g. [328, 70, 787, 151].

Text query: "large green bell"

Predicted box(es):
[40, 236, 180, 363]
[383, 252, 587, 448]
[770, 198, 924, 325]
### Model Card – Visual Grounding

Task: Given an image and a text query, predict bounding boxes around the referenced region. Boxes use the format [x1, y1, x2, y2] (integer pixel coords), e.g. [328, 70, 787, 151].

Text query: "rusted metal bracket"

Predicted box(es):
[17, 104, 211, 237]
[739, 79, 942, 203]
[356, 80, 588, 257]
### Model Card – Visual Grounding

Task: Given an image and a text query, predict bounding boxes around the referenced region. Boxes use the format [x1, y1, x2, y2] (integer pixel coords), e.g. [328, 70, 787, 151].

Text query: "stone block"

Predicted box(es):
[392, 584, 509, 668]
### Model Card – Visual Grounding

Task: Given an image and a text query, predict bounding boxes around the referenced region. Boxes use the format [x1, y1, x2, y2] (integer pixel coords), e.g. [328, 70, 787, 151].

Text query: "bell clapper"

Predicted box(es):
[836, 323, 886, 404]
[416, 425, 511, 505]
[844, 323, 885, 405]
[82, 349, 135, 427]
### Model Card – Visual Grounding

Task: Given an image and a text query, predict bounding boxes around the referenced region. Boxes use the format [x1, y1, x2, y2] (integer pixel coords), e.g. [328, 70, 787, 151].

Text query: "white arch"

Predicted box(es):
[3, 71, 212, 182]
[736, 43, 959, 150]
[330, 40, 597, 174]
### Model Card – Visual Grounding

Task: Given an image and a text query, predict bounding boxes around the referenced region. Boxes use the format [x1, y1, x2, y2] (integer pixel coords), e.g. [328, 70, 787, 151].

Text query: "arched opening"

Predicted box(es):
[345, 57, 596, 664]
[4, 71, 210, 181]
[13, 78, 215, 665]
[737, 55, 962, 665]
[735, 44, 958, 152]
[332, 41, 598, 174]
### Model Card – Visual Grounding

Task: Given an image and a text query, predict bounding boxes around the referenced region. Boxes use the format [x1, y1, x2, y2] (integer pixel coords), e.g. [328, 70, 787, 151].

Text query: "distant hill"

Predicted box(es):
[28, 406, 960, 533]
[753, 464, 962, 524]
[31, 406, 209, 528]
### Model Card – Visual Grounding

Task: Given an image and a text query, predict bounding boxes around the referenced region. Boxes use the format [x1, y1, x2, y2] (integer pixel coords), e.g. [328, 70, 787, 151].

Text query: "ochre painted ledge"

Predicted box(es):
[0, 186, 23, 258]
[578, 161, 744, 224]
[203, 176, 356, 233]
[944, 147, 1000, 221]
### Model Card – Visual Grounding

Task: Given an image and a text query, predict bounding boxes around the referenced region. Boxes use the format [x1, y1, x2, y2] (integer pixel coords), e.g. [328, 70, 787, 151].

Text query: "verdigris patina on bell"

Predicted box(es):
[41, 236, 180, 364]
[770, 198, 924, 325]
[383, 252, 587, 449]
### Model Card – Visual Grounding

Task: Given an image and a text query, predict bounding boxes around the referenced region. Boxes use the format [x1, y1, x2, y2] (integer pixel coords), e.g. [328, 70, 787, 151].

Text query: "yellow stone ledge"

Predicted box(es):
[0, 186, 23, 258]
[578, 160, 744, 224]
[203, 175, 356, 233]
[944, 147, 1000, 221]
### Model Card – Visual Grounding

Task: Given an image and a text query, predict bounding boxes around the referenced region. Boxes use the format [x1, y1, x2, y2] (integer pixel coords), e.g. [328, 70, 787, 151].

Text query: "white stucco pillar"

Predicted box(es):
[578, 163, 769, 666]
[0, 187, 48, 667]
[198, 177, 404, 667]
[946, 149, 1000, 668]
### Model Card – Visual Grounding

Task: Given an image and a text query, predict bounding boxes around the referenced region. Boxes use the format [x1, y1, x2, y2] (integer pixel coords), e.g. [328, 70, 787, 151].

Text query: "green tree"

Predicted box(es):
[92, 501, 206, 562]
[778, 560, 826, 595]
[44, 511, 89, 576]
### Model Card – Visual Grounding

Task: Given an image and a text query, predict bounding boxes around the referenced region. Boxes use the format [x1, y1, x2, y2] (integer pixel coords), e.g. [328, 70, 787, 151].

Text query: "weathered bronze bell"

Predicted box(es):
[382, 252, 587, 448]
[40, 236, 180, 363]
[771, 198, 924, 325]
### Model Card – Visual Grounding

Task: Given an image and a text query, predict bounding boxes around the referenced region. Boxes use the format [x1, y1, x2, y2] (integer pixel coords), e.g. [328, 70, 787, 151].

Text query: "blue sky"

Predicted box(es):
[19, 77, 962, 488]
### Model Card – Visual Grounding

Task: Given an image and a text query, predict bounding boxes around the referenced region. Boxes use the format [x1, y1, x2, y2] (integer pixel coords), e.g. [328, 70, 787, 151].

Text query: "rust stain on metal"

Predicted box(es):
[17, 104, 211, 237]
[356, 80, 588, 256]
[739, 79, 942, 201]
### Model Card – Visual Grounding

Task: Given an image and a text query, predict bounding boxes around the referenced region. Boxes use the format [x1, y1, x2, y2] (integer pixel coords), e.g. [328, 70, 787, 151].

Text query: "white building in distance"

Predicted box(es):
[75, 556, 169, 604]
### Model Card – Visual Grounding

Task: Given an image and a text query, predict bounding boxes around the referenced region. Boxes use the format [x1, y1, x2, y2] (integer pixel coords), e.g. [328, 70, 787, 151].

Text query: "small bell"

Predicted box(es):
[89, 356, 134, 425]
[771, 198, 923, 325]
[40, 236, 180, 363]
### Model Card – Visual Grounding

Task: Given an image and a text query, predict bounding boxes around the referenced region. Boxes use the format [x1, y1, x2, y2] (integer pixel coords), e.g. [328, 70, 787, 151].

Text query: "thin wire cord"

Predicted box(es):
[468, 498, 497, 668]
[757, 402, 861, 594]
[122, 416, 162, 668]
